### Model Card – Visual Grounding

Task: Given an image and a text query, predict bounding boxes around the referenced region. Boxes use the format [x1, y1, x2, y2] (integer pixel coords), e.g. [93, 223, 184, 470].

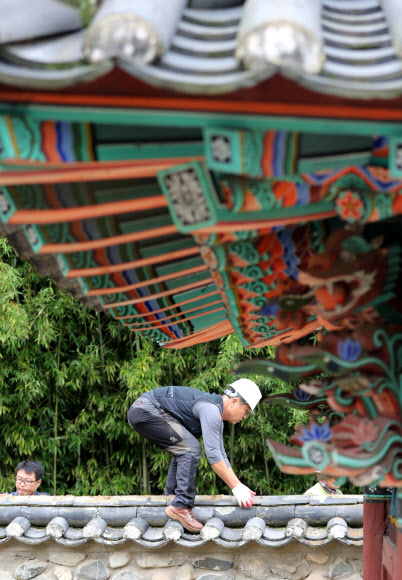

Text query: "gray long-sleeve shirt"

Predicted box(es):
[192, 399, 231, 467]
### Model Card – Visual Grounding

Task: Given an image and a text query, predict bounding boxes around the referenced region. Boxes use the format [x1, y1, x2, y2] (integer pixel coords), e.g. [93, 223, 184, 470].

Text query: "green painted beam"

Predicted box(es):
[139, 237, 196, 258]
[299, 133, 373, 156]
[92, 182, 161, 203]
[119, 213, 172, 234]
[298, 151, 372, 173]
[191, 310, 227, 333]
[155, 256, 204, 277]
[93, 124, 201, 143]
[163, 270, 210, 291]
[171, 284, 217, 307]
[1, 103, 402, 137]
[97, 141, 204, 162]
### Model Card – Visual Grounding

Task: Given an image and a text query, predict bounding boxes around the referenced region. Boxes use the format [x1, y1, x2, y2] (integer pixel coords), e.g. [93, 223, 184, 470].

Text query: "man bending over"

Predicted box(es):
[128, 379, 261, 532]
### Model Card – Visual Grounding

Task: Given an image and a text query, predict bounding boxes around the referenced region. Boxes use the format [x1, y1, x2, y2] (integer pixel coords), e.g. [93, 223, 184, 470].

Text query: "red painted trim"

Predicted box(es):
[2, 91, 402, 121]
[105, 277, 214, 308]
[9, 196, 168, 224]
[38, 224, 178, 254]
[86, 264, 208, 296]
[397, 528, 402, 580]
[41, 121, 62, 162]
[382, 536, 397, 580]
[363, 502, 386, 580]
[66, 246, 200, 277]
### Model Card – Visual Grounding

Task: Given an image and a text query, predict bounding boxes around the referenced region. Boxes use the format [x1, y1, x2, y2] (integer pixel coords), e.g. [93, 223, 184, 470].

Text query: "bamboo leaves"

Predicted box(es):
[0, 236, 340, 496]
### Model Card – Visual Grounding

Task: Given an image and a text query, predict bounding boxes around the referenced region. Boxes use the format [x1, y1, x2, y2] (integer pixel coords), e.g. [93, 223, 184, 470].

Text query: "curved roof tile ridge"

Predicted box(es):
[0, 0, 401, 97]
[0, 494, 363, 548]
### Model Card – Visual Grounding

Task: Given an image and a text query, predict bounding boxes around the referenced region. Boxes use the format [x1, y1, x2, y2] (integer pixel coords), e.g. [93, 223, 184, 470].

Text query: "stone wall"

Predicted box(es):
[0, 538, 362, 580]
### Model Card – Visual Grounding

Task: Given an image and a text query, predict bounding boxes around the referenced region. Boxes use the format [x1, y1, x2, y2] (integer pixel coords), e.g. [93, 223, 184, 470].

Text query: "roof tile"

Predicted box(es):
[0, 495, 363, 548]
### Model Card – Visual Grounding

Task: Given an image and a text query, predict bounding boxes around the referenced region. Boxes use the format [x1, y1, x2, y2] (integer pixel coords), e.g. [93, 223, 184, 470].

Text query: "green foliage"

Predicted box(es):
[0, 238, 358, 496]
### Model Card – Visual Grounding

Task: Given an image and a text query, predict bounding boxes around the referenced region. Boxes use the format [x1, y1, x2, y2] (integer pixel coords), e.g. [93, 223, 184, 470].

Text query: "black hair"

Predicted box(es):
[15, 461, 44, 481]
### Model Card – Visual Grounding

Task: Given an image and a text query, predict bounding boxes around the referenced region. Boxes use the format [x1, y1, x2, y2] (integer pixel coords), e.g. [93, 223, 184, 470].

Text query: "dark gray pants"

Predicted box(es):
[127, 396, 201, 508]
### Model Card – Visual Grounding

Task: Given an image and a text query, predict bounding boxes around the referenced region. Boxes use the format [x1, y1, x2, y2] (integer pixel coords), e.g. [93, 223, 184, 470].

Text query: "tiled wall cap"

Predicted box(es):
[242, 516, 266, 541]
[45, 517, 69, 539]
[82, 517, 107, 539]
[200, 517, 224, 541]
[0, 494, 363, 508]
[123, 517, 149, 540]
[163, 519, 183, 541]
[327, 517, 348, 539]
[285, 517, 308, 539]
[6, 516, 31, 538]
[0, 495, 364, 547]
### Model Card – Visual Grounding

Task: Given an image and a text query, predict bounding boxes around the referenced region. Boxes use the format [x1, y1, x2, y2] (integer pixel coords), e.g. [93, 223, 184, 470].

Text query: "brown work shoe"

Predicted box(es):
[165, 505, 203, 533]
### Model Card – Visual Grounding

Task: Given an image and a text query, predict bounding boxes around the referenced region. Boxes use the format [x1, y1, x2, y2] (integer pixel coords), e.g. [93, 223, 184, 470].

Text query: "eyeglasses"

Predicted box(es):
[15, 476, 37, 485]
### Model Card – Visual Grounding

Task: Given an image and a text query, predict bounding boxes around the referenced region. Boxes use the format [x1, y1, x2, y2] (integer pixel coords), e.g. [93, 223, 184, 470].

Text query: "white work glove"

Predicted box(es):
[231, 483, 256, 508]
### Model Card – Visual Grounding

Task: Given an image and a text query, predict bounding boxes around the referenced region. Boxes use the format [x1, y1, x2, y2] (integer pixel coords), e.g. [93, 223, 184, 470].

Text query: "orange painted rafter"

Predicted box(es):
[0, 157, 202, 185]
[196, 211, 337, 234]
[114, 289, 220, 320]
[105, 277, 214, 308]
[1, 157, 203, 169]
[86, 264, 208, 296]
[38, 224, 178, 254]
[1, 91, 402, 122]
[66, 246, 200, 278]
[8, 196, 168, 224]
[246, 320, 320, 348]
[128, 306, 225, 331]
[162, 323, 230, 346]
[124, 299, 223, 326]
[161, 320, 234, 348]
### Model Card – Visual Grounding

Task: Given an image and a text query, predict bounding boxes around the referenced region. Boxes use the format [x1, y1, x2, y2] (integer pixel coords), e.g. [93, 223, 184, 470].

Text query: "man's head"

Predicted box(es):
[15, 461, 44, 496]
[222, 379, 262, 424]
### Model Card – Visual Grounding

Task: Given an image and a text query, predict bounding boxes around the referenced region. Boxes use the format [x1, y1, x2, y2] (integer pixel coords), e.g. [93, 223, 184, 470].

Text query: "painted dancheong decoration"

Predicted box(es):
[235, 321, 402, 484]
[233, 217, 402, 483]
[0, 1, 401, 579]
[1, 114, 402, 349]
[231, 222, 402, 578]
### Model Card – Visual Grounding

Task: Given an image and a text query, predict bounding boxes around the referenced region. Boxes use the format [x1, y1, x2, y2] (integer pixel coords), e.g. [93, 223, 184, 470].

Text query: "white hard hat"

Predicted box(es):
[227, 378, 262, 414]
